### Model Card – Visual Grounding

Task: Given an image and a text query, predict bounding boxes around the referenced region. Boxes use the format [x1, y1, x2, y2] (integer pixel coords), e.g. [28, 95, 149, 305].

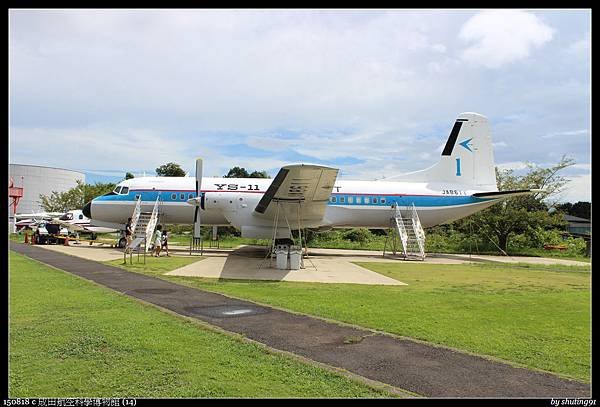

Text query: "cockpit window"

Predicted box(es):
[114, 186, 122, 194]
[59, 213, 73, 221]
[121, 187, 129, 195]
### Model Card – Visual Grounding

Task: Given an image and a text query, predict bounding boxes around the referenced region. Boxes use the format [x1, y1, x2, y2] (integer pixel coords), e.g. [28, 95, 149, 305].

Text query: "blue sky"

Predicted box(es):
[9, 9, 591, 202]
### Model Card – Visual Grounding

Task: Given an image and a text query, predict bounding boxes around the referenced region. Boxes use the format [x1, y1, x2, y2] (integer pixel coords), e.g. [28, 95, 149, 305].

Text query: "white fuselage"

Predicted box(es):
[87, 176, 498, 237]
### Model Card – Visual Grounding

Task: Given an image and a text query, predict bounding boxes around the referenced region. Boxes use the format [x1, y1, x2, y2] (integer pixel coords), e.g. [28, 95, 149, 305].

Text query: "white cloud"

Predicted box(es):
[542, 129, 588, 138]
[8, 126, 191, 173]
[459, 10, 554, 68]
[496, 161, 531, 171]
[555, 173, 591, 203]
[7, 10, 590, 189]
[431, 43, 447, 53]
[568, 31, 590, 55]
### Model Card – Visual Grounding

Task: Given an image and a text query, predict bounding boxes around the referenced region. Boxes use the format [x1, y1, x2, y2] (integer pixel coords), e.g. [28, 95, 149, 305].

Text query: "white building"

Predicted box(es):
[8, 164, 85, 230]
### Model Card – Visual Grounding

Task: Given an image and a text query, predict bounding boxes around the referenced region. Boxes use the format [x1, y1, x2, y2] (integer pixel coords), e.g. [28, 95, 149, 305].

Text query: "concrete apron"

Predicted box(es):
[10, 242, 590, 398]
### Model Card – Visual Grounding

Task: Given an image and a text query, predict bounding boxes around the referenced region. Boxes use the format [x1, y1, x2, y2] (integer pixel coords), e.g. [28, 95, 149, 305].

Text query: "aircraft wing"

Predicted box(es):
[15, 212, 63, 220]
[52, 219, 117, 234]
[52, 218, 87, 232]
[254, 164, 339, 224]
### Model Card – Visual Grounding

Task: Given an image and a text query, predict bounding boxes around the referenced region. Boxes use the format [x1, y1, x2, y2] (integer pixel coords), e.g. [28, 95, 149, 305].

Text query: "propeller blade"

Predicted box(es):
[194, 158, 203, 238]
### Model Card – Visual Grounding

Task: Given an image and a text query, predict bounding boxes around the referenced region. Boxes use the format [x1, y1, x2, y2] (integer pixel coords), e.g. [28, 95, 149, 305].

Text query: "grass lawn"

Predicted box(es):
[9, 251, 392, 398]
[144, 261, 591, 383]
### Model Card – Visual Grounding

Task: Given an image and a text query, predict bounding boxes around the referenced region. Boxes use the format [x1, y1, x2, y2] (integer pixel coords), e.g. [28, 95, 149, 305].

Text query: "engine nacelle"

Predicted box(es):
[202, 192, 263, 229]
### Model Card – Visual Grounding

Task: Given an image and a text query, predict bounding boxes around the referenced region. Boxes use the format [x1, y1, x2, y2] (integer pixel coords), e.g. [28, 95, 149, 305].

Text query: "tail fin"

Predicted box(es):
[395, 112, 497, 189]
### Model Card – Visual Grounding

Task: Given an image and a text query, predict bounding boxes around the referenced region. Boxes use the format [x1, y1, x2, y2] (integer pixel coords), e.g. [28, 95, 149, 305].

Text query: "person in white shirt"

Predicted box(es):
[153, 225, 163, 257]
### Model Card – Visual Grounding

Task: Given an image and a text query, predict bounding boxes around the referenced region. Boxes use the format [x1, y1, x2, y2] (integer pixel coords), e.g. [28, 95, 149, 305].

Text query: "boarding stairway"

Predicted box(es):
[126, 196, 161, 253]
[385, 204, 426, 260]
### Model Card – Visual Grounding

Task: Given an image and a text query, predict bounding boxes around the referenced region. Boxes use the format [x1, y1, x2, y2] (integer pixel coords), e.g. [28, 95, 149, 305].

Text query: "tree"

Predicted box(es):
[570, 201, 591, 219]
[224, 167, 270, 178]
[83, 182, 116, 203]
[453, 157, 574, 253]
[249, 170, 269, 179]
[556, 201, 591, 220]
[125, 172, 135, 180]
[39, 180, 116, 212]
[224, 166, 250, 178]
[156, 162, 186, 177]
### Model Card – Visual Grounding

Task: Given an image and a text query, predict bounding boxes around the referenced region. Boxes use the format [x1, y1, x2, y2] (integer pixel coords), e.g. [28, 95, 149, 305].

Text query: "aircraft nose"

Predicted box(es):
[82, 201, 92, 218]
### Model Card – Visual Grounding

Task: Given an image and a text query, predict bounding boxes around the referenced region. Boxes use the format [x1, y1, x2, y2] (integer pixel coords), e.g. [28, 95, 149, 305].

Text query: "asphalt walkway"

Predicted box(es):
[10, 242, 590, 398]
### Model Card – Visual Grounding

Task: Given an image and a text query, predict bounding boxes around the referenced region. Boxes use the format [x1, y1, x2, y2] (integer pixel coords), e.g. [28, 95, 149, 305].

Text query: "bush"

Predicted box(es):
[343, 228, 372, 243]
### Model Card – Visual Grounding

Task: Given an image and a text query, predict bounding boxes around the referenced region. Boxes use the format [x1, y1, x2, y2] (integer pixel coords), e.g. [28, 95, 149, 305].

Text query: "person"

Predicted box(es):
[161, 229, 170, 257]
[125, 217, 133, 249]
[153, 225, 163, 257]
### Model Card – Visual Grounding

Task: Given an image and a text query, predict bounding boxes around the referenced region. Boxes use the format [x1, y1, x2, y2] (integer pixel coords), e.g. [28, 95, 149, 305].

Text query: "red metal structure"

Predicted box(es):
[9, 177, 24, 215]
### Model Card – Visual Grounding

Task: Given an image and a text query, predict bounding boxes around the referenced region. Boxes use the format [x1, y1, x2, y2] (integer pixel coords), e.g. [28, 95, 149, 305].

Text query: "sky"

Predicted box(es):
[9, 9, 591, 203]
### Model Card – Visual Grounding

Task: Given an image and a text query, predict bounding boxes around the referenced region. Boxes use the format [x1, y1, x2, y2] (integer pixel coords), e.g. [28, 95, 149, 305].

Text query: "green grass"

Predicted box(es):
[9, 251, 392, 398]
[146, 262, 591, 383]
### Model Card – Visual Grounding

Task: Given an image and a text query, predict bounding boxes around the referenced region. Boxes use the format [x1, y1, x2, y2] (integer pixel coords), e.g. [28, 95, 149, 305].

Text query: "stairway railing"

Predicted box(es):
[145, 196, 160, 252]
[392, 205, 408, 258]
[410, 203, 426, 259]
[130, 196, 142, 235]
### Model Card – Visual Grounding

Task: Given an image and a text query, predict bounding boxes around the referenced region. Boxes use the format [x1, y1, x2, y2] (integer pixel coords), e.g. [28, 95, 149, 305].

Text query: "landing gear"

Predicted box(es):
[118, 237, 127, 248]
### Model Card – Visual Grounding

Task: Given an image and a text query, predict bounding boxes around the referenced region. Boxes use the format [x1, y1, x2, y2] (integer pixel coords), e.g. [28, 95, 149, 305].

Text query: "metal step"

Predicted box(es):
[387, 204, 426, 261]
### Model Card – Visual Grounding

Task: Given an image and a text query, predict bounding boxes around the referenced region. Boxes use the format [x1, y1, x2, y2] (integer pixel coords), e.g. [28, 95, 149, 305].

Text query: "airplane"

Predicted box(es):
[83, 112, 538, 248]
[14, 209, 117, 239]
[52, 209, 118, 239]
[13, 211, 65, 232]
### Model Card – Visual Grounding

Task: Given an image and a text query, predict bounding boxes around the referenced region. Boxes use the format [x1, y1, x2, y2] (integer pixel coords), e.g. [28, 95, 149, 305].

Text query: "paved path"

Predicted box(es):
[10, 242, 590, 398]
[166, 246, 406, 285]
[33, 242, 125, 261]
[306, 247, 591, 266]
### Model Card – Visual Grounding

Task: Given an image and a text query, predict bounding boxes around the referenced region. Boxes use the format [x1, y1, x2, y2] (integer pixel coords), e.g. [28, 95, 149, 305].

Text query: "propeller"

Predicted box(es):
[193, 158, 203, 239]
[186, 158, 203, 239]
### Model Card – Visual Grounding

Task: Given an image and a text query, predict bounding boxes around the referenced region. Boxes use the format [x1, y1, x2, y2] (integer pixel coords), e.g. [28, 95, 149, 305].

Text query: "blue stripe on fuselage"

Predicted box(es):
[94, 190, 494, 207]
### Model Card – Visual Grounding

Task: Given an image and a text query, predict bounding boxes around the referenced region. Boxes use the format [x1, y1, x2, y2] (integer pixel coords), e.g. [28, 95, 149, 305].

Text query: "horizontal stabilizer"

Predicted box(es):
[472, 189, 542, 199]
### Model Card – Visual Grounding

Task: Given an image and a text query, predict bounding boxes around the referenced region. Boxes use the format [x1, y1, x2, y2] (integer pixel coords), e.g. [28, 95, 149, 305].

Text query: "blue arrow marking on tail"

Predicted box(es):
[459, 138, 473, 152]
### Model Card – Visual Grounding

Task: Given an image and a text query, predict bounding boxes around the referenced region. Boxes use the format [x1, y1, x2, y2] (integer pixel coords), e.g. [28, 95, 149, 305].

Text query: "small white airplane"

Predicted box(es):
[52, 209, 118, 238]
[83, 113, 537, 242]
[13, 211, 65, 231]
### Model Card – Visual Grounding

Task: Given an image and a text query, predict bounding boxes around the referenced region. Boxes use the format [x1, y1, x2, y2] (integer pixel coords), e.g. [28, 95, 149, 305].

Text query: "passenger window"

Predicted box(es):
[180, 193, 185, 200]
[171, 193, 177, 200]
[347, 196, 354, 204]
[340, 196, 345, 203]
[189, 194, 194, 200]
[79, 214, 83, 219]
[330, 196, 337, 203]
[121, 187, 129, 195]
[381, 197, 386, 204]
[373, 197, 379, 204]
